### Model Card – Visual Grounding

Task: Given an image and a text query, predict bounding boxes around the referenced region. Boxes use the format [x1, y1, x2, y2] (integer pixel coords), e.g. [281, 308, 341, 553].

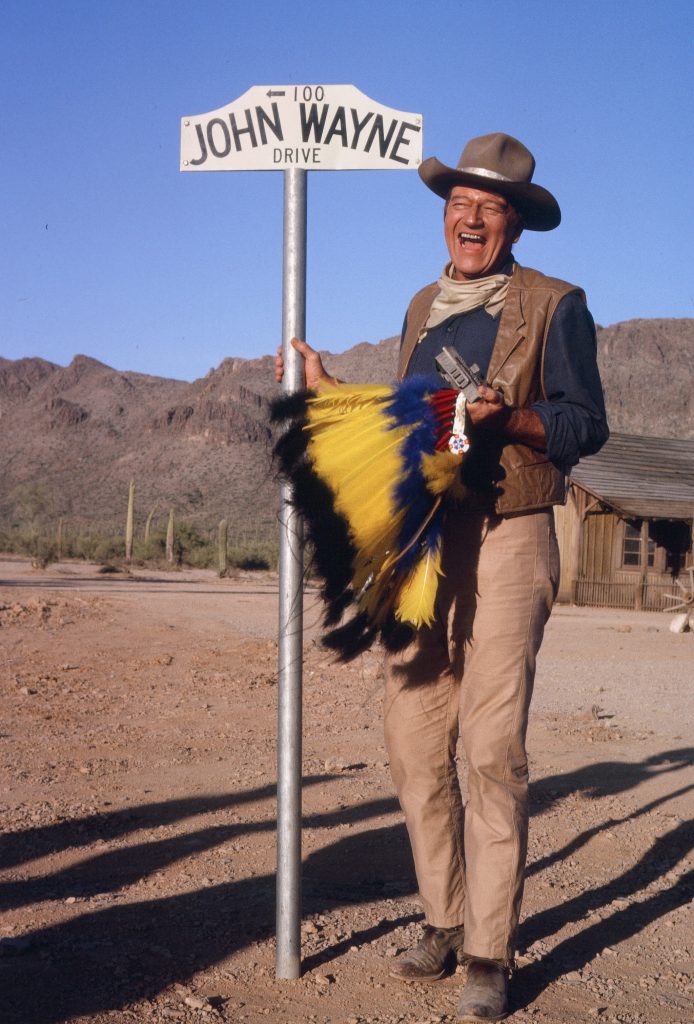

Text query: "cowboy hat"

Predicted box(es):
[419, 132, 561, 231]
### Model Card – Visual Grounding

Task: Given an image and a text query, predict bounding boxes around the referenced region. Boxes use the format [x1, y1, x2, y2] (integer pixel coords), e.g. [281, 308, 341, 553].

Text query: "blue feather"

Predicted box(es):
[383, 376, 444, 577]
[385, 375, 439, 425]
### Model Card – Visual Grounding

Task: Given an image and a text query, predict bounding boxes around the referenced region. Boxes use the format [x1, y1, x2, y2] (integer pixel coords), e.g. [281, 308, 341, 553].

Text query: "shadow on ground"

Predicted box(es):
[1, 816, 412, 1024]
[1, 749, 691, 1023]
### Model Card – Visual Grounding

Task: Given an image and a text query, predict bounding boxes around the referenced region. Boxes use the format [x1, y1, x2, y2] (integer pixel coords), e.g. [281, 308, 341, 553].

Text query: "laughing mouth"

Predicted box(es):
[459, 232, 484, 245]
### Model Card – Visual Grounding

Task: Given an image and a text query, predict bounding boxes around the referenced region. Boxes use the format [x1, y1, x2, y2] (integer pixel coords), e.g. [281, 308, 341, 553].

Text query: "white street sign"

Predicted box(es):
[180, 84, 422, 172]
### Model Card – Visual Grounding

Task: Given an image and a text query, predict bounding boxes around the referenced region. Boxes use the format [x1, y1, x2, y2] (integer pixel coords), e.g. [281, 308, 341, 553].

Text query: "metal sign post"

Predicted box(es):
[276, 166, 306, 979]
[180, 85, 422, 980]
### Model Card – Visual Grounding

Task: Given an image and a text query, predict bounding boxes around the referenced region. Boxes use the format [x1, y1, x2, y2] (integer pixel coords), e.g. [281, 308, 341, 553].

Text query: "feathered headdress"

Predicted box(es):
[271, 376, 470, 660]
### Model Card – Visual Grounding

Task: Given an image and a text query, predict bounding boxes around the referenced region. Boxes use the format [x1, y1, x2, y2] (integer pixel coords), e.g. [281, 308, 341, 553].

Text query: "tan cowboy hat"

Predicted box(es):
[419, 132, 561, 231]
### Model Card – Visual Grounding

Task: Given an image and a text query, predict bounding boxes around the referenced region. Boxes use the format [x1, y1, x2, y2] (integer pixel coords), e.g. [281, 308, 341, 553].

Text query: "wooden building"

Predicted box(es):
[554, 433, 694, 610]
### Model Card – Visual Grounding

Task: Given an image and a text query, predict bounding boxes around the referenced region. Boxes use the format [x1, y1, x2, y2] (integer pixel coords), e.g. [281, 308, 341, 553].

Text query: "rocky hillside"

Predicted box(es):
[0, 319, 691, 539]
[596, 318, 693, 438]
[0, 354, 281, 539]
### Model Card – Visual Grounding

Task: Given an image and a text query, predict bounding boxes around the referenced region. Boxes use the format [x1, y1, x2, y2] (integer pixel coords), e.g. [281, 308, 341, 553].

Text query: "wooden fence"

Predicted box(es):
[571, 576, 679, 611]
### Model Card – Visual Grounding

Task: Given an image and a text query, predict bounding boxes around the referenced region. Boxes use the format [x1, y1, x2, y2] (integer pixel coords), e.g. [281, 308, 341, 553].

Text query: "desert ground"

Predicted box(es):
[0, 556, 692, 1024]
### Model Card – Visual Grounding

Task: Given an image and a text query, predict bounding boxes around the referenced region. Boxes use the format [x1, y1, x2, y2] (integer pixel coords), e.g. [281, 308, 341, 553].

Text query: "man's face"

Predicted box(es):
[444, 185, 522, 280]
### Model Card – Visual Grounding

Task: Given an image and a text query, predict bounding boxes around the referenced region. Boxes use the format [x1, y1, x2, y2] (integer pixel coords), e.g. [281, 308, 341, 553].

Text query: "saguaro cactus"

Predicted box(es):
[56, 517, 64, 561]
[125, 480, 135, 563]
[144, 507, 156, 544]
[218, 518, 228, 576]
[166, 508, 175, 564]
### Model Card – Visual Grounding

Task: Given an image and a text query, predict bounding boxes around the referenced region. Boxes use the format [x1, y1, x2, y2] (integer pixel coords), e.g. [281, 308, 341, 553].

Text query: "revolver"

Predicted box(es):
[434, 346, 486, 403]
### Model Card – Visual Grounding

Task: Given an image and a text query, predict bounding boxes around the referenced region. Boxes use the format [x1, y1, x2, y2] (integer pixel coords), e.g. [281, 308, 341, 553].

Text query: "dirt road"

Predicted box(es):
[1, 557, 692, 1024]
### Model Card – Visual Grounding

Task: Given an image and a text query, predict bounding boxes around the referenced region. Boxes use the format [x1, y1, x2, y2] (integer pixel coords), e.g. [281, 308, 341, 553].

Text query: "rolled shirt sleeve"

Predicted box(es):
[531, 292, 609, 470]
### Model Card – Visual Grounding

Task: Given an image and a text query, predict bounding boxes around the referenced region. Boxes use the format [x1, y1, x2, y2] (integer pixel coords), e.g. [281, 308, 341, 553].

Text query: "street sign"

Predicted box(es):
[181, 84, 422, 172]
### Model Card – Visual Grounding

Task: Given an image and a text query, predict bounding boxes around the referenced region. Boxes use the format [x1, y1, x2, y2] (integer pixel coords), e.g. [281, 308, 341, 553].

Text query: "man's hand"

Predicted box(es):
[275, 337, 338, 390]
[467, 385, 547, 450]
[466, 384, 510, 429]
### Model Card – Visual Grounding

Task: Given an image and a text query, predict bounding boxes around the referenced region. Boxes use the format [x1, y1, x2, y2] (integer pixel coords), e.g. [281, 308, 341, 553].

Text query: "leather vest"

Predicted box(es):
[398, 263, 584, 515]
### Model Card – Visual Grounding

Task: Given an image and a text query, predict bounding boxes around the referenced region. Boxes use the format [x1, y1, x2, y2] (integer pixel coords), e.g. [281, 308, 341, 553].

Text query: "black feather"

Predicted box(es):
[271, 399, 363, 655]
[380, 617, 415, 653]
[269, 390, 313, 424]
[270, 388, 419, 662]
[323, 612, 377, 661]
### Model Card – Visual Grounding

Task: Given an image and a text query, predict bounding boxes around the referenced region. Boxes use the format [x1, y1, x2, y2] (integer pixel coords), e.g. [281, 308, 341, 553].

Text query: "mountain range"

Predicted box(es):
[1, 317, 692, 540]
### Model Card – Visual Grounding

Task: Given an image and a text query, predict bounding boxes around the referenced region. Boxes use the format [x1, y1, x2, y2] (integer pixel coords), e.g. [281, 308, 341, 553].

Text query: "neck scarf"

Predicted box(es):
[422, 262, 510, 337]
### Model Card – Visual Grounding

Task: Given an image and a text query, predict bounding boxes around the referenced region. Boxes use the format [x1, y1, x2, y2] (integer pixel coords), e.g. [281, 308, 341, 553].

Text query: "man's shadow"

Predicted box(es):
[512, 746, 693, 1012]
[514, 819, 693, 1012]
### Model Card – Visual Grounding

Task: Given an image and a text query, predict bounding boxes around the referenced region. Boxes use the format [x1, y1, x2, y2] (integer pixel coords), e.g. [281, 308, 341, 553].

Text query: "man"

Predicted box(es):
[276, 132, 608, 1021]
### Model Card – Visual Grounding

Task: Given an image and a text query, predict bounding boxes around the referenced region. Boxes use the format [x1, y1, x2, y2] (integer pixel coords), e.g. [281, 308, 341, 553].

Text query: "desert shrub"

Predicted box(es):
[3, 484, 58, 566]
[169, 520, 214, 567]
[67, 532, 124, 563]
[0, 518, 278, 572]
[228, 540, 278, 571]
[132, 520, 216, 568]
[89, 536, 126, 563]
[0, 525, 58, 567]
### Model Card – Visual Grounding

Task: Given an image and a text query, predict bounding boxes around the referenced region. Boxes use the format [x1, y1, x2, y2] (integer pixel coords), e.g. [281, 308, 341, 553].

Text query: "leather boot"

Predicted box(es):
[457, 959, 509, 1021]
[389, 924, 465, 982]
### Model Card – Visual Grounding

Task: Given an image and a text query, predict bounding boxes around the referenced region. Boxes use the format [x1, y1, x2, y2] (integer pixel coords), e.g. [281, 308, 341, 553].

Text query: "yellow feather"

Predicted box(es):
[420, 450, 462, 495]
[356, 550, 399, 620]
[395, 541, 443, 628]
[306, 384, 391, 420]
[420, 450, 469, 502]
[298, 384, 450, 632]
[304, 386, 407, 556]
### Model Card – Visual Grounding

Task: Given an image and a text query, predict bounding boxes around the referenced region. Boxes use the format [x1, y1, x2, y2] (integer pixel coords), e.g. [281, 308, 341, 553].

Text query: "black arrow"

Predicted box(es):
[266, 89, 286, 98]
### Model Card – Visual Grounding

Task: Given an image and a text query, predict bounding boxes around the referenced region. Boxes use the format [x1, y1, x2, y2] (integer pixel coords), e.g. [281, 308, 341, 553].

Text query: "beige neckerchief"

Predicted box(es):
[420, 262, 510, 339]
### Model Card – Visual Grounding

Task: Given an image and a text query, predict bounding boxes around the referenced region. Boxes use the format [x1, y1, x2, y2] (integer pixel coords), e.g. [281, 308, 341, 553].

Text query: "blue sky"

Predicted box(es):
[3, 0, 692, 381]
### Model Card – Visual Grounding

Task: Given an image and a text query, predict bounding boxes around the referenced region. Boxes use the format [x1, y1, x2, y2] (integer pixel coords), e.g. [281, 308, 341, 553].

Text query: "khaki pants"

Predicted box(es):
[384, 510, 559, 964]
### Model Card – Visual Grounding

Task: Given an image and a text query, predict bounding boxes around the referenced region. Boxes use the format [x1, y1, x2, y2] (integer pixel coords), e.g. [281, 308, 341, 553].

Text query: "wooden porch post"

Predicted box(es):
[635, 519, 649, 610]
[570, 485, 586, 605]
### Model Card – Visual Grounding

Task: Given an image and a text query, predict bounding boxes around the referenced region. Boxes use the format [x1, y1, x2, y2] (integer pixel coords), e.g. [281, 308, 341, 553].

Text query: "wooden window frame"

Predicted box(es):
[617, 519, 663, 573]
